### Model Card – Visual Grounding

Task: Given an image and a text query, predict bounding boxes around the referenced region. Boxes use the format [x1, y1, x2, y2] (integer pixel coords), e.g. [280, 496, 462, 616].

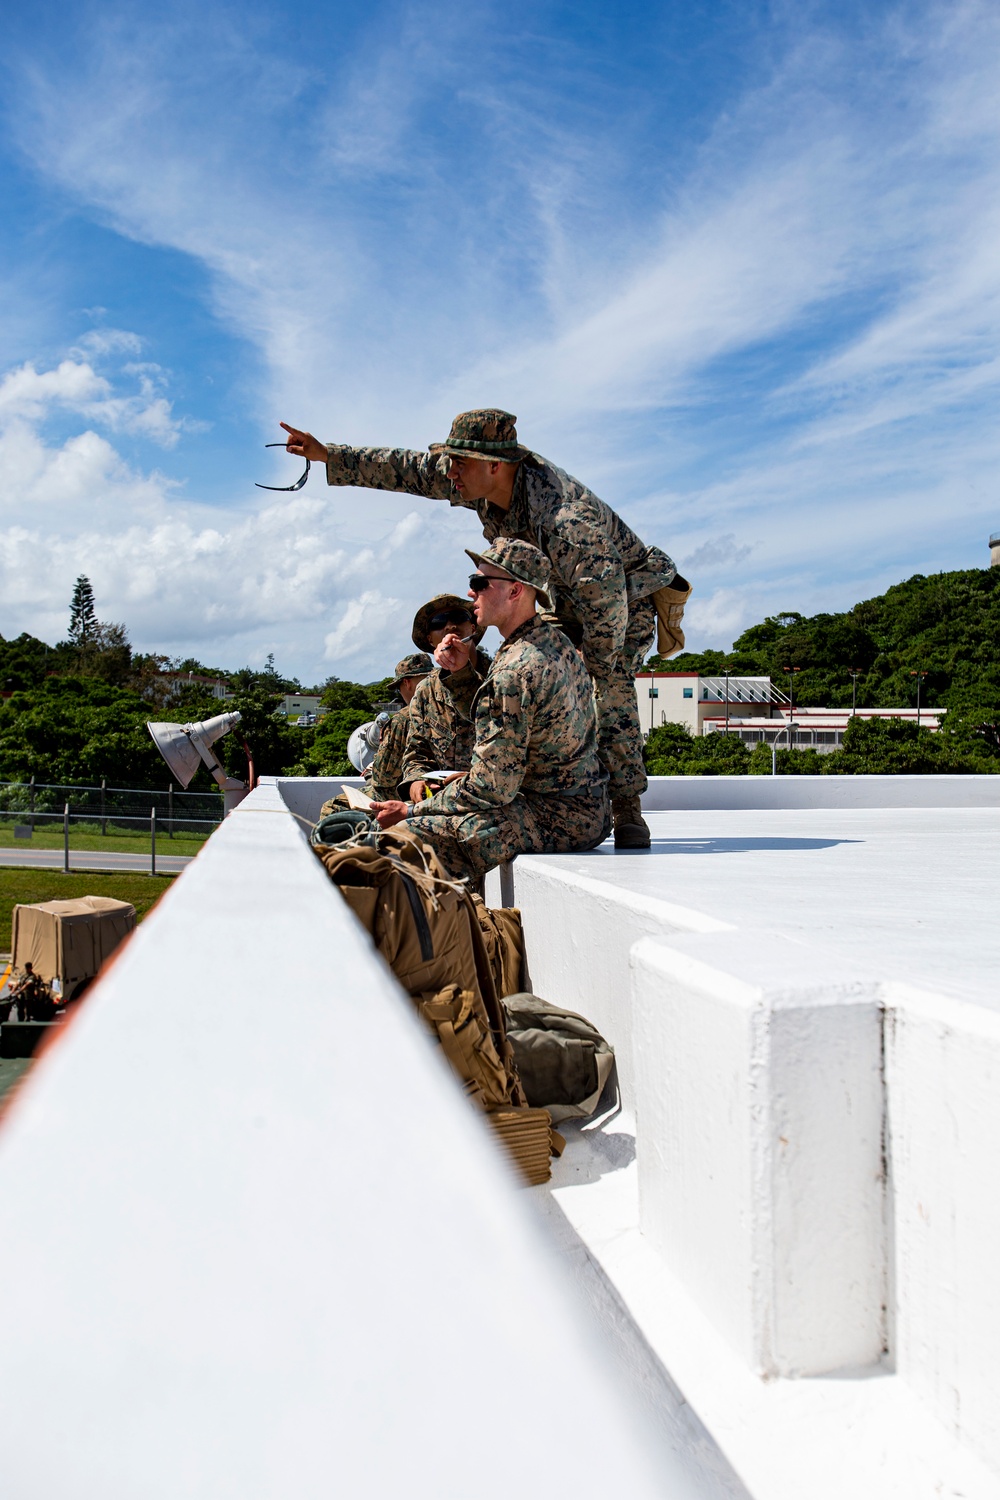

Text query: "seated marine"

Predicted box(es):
[372, 539, 610, 885]
[401, 594, 491, 803]
[367, 653, 433, 802]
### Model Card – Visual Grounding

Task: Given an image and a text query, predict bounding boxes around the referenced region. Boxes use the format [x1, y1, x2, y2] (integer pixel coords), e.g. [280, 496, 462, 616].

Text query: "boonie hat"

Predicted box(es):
[465, 538, 554, 611]
[411, 594, 485, 652]
[390, 652, 434, 692]
[429, 409, 531, 464]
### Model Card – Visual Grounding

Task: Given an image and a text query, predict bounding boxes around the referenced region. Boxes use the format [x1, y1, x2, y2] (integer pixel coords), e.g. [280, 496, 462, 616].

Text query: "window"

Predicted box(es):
[683, 687, 693, 698]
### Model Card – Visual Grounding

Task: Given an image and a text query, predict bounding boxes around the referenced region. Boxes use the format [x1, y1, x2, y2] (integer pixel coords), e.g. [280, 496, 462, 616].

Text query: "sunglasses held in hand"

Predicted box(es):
[256, 443, 310, 492]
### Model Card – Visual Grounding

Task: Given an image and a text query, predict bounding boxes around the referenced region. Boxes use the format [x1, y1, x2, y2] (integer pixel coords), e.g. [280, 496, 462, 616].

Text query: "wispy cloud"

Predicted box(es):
[1, 0, 1000, 676]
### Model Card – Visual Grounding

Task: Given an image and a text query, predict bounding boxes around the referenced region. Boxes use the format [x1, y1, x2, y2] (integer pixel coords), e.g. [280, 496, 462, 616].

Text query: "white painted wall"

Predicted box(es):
[482, 800, 1000, 1491]
[631, 934, 886, 1377]
[641, 774, 1000, 810]
[0, 778, 696, 1500]
[885, 984, 1000, 1479]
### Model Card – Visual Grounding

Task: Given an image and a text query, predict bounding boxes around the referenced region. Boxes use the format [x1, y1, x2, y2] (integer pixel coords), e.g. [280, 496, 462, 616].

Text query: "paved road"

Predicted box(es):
[0, 848, 194, 875]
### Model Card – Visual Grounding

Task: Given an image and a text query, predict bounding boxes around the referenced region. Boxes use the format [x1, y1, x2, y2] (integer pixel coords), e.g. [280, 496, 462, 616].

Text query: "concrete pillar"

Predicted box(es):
[631, 931, 886, 1377]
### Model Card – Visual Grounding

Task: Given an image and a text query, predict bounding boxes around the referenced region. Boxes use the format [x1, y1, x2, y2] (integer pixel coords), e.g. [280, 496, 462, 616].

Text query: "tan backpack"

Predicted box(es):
[313, 824, 564, 1180]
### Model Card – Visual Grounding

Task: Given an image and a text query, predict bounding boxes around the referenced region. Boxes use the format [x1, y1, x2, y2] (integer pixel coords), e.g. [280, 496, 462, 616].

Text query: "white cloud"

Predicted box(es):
[0, 350, 198, 449]
[71, 328, 145, 358]
[3, 0, 1000, 674]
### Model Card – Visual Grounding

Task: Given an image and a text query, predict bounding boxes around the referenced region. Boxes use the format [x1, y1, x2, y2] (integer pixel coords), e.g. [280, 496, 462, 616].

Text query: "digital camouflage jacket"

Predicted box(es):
[409, 615, 603, 818]
[400, 649, 491, 794]
[368, 705, 411, 804]
[324, 446, 676, 677]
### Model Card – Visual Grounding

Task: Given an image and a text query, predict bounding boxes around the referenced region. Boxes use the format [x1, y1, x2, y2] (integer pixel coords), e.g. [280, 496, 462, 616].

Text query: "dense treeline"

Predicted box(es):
[652, 567, 1000, 714]
[2, 566, 998, 787]
[644, 566, 1000, 775]
[0, 624, 393, 788]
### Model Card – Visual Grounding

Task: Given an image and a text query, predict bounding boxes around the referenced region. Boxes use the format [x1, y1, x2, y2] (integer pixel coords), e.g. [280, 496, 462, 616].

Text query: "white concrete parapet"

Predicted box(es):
[0, 778, 694, 1500]
[631, 934, 885, 1377]
[886, 984, 1000, 1478]
[642, 774, 1000, 810]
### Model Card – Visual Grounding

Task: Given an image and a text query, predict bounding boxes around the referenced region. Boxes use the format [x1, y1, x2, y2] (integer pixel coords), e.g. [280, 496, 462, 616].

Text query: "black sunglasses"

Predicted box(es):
[256, 442, 310, 492]
[428, 608, 475, 630]
[468, 573, 510, 594]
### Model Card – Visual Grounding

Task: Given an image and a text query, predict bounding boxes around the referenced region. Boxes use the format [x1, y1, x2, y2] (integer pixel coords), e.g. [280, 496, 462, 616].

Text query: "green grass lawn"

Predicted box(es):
[0, 820, 211, 857]
[0, 868, 176, 952]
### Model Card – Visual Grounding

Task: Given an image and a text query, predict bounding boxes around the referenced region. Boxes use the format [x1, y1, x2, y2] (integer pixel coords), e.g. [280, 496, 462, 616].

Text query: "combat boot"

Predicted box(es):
[612, 795, 651, 849]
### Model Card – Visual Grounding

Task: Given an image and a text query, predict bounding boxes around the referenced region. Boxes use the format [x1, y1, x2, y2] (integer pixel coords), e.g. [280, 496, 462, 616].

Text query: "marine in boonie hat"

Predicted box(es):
[411, 593, 486, 653]
[390, 652, 434, 693]
[429, 409, 531, 464]
[465, 538, 554, 611]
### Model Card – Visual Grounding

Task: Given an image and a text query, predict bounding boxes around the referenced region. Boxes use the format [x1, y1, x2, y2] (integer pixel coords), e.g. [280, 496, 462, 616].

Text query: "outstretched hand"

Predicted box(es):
[279, 422, 329, 464]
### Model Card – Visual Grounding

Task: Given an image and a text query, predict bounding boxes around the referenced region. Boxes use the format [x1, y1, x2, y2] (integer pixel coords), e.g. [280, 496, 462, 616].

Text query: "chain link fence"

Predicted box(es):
[0, 778, 223, 839]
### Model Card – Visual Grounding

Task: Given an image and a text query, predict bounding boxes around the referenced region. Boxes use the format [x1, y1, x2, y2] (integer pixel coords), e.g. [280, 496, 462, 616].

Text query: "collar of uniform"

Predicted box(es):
[497, 613, 543, 651]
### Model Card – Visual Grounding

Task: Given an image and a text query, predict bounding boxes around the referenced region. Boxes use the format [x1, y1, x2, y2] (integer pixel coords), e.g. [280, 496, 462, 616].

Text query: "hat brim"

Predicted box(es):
[391, 668, 432, 693]
[465, 549, 552, 611]
[429, 442, 530, 464]
[411, 593, 486, 652]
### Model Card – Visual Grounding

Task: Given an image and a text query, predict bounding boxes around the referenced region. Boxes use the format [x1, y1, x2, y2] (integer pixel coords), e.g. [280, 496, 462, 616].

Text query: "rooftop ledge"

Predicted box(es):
[0, 774, 998, 1499]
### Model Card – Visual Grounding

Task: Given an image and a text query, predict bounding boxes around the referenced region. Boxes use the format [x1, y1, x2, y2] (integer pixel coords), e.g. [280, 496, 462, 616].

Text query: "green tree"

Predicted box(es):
[68, 576, 97, 646]
[644, 722, 751, 776]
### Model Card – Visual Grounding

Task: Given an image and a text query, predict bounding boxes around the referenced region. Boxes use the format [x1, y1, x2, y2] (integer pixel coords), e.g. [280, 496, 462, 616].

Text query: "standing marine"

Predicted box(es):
[279, 410, 690, 848]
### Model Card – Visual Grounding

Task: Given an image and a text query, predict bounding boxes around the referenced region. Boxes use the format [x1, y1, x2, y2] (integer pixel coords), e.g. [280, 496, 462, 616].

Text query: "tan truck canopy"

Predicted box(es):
[11, 897, 136, 994]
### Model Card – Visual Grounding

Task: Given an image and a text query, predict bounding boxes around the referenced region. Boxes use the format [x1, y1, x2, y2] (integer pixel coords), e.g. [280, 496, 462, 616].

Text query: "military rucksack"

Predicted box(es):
[312, 819, 567, 1180]
[503, 993, 616, 1124]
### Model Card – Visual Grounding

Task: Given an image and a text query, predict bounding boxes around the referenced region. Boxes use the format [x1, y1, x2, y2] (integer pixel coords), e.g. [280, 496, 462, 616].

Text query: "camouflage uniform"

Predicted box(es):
[367, 651, 433, 801]
[400, 648, 491, 795]
[406, 612, 610, 885]
[368, 707, 412, 803]
[324, 422, 676, 801]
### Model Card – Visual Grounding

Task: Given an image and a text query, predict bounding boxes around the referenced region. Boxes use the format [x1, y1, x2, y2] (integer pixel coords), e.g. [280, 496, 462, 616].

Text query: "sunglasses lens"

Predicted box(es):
[429, 609, 473, 629]
[468, 575, 491, 594]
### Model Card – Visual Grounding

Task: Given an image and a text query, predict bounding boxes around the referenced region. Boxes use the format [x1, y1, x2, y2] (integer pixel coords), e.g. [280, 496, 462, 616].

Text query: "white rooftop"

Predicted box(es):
[536, 806, 999, 1011]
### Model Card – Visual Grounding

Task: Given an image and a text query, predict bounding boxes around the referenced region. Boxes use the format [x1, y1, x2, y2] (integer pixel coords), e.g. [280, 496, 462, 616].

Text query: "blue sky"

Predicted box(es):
[1, 0, 999, 683]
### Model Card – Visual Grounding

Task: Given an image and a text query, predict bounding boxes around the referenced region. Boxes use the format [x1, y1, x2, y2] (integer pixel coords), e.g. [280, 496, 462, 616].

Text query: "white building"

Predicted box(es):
[636, 672, 944, 752]
[280, 693, 323, 718]
[635, 672, 782, 736]
[704, 705, 944, 751]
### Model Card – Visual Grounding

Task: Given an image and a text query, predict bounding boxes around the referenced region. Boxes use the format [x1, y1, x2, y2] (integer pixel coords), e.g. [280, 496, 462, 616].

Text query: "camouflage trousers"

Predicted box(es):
[591, 596, 657, 801]
[408, 787, 611, 885]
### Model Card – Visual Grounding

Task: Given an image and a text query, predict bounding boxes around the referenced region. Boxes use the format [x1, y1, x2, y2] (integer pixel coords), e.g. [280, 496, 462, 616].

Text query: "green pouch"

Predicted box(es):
[310, 808, 375, 847]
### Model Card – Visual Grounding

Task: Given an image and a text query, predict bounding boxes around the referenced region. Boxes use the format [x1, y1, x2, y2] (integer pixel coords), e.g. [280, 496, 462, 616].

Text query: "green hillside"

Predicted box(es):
[644, 566, 1000, 775]
[651, 566, 1000, 713]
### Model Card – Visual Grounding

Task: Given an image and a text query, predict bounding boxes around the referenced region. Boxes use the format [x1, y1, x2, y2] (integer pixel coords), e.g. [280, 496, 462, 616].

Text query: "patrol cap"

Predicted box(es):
[465, 538, 553, 611]
[429, 409, 530, 464]
[390, 652, 434, 692]
[411, 594, 485, 652]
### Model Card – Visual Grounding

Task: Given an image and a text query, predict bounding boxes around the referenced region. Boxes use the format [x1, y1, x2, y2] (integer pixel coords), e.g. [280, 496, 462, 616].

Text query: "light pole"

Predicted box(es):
[723, 664, 732, 735]
[848, 667, 862, 716]
[781, 666, 801, 750]
[910, 669, 928, 728]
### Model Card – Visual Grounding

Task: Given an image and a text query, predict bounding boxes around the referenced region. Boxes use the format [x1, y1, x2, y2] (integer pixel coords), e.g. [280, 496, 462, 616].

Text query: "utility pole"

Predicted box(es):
[910, 669, 928, 728]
